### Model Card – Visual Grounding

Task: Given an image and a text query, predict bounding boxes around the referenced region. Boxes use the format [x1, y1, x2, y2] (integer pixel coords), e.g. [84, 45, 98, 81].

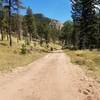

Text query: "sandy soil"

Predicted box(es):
[0, 51, 100, 100]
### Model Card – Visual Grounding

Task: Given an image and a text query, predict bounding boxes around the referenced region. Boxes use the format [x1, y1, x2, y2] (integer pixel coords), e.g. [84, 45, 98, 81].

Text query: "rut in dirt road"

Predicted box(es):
[0, 51, 100, 100]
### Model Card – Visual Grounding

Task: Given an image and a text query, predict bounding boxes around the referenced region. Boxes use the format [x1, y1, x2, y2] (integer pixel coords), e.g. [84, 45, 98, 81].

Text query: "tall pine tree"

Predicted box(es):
[79, 0, 96, 49]
[71, 0, 82, 49]
[25, 7, 35, 41]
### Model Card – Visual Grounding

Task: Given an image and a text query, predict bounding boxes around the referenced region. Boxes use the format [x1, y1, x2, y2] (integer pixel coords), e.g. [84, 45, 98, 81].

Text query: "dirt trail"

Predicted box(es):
[0, 51, 100, 100]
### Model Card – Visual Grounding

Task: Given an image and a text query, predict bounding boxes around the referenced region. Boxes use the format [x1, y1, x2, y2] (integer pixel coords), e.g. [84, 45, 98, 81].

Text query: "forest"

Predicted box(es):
[61, 0, 100, 50]
[0, 0, 99, 49]
[0, 0, 61, 47]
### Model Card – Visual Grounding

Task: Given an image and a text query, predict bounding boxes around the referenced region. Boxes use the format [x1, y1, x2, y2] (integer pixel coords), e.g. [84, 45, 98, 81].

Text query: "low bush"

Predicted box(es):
[20, 44, 27, 54]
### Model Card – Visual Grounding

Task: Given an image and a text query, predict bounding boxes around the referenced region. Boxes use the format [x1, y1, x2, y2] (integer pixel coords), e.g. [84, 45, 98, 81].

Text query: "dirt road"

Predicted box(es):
[0, 51, 100, 100]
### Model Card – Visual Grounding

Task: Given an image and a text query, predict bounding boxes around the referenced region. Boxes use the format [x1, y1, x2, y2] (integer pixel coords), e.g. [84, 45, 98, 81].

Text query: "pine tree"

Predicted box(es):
[95, 1, 100, 49]
[80, 0, 96, 49]
[25, 7, 35, 41]
[71, 0, 82, 49]
[16, 0, 21, 41]
[8, 0, 12, 46]
[14, 0, 24, 41]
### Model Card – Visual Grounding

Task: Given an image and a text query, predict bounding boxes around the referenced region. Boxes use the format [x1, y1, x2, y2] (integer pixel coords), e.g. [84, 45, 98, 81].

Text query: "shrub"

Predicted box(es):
[20, 44, 27, 54]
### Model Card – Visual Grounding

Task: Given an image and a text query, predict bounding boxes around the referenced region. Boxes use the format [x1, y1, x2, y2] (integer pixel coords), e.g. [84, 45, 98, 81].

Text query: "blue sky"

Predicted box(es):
[21, 0, 72, 23]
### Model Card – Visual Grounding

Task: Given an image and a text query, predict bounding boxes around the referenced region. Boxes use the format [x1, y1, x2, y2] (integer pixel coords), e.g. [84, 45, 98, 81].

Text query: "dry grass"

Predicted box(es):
[0, 40, 46, 72]
[65, 49, 100, 82]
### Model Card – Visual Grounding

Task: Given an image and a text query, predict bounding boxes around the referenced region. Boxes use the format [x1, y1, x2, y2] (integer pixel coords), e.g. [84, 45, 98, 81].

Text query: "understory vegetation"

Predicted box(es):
[0, 36, 61, 72]
[65, 50, 100, 82]
[0, 40, 47, 72]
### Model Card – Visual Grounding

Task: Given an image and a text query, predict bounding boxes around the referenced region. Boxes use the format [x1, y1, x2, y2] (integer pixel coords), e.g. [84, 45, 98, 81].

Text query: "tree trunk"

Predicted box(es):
[16, 14, 21, 41]
[8, 0, 12, 46]
[30, 33, 32, 41]
[1, 28, 3, 41]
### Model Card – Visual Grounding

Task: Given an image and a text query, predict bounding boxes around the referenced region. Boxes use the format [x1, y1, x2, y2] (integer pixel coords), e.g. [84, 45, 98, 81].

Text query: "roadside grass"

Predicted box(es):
[0, 40, 47, 73]
[64, 49, 100, 82]
[49, 42, 62, 50]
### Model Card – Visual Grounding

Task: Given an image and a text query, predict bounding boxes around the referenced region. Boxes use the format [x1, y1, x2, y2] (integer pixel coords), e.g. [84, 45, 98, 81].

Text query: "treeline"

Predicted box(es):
[0, 0, 61, 46]
[60, 0, 100, 50]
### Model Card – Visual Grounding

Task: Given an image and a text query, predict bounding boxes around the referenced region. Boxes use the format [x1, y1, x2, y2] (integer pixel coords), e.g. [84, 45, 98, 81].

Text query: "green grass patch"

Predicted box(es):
[64, 49, 100, 82]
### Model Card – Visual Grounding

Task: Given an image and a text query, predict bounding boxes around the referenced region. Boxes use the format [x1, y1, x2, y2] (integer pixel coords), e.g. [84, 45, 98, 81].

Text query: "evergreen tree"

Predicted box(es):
[80, 0, 96, 49]
[60, 21, 73, 47]
[71, 0, 97, 49]
[95, 2, 100, 49]
[71, 0, 82, 49]
[25, 7, 35, 41]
